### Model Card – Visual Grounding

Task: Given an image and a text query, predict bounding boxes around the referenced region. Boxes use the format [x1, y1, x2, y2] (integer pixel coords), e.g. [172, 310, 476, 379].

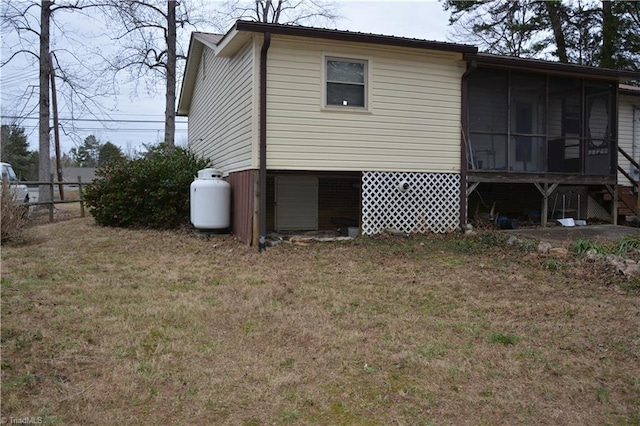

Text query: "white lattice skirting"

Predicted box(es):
[362, 171, 461, 235]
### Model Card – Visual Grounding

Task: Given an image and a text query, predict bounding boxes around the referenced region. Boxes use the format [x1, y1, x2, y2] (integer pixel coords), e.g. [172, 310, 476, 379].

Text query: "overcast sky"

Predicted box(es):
[0, 1, 453, 155]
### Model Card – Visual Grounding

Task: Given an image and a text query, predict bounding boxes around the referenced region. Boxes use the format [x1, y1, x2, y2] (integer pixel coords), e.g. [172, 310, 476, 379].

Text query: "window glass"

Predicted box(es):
[510, 136, 546, 172]
[327, 60, 364, 84]
[327, 83, 365, 107]
[467, 68, 508, 170]
[470, 134, 508, 170]
[510, 72, 546, 136]
[326, 59, 366, 108]
[548, 76, 581, 140]
[468, 68, 508, 133]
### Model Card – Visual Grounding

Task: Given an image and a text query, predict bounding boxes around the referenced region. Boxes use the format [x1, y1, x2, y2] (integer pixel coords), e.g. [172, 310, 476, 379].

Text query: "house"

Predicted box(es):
[62, 167, 97, 184]
[178, 21, 640, 246]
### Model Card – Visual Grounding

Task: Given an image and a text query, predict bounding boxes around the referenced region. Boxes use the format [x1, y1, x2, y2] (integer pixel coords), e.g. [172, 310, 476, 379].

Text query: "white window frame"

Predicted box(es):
[322, 55, 370, 111]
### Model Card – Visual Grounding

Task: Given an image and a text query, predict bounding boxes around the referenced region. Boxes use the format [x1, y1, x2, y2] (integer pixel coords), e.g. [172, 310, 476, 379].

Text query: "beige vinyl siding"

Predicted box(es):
[265, 36, 465, 173]
[188, 42, 254, 173]
[618, 94, 640, 186]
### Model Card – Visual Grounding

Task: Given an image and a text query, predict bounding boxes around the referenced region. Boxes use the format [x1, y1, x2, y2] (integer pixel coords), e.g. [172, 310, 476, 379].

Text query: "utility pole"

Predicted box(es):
[50, 52, 64, 200]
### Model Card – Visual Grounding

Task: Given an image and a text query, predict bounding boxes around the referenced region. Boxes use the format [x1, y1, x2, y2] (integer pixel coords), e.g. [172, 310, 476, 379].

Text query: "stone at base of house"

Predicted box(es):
[548, 247, 569, 258]
[384, 228, 409, 237]
[537, 242, 553, 254]
[606, 255, 640, 278]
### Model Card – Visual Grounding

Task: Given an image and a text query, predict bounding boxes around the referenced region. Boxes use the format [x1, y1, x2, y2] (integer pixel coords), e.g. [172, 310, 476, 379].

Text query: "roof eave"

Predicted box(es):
[215, 27, 253, 58]
[231, 20, 477, 55]
[465, 53, 640, 82]
[619, 84, 640, 96]
[177, 34, 205, 116]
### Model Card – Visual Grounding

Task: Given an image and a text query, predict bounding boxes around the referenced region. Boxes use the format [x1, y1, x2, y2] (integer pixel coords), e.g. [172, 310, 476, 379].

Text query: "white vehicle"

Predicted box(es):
[1, 162, 29, 204]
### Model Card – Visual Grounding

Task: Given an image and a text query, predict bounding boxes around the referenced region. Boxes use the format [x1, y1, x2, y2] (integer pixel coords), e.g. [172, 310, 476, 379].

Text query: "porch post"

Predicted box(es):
[541, 184, 548, 228]
[604, 185, 618, 225]
[534, 182, 559, 228]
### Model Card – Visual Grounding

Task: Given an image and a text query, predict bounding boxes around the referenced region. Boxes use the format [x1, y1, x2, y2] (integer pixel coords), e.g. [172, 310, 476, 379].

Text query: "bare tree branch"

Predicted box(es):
[1, 49, 39, 67]
[2, 0, 120, 200]
[93, 0, 206, 149]
[217, 0, 339, 29]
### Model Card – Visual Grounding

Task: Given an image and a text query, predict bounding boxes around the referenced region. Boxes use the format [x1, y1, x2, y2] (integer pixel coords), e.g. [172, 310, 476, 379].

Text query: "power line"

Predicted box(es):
[1, 71, 39, 84]
[1, 115, 188, 124]
[70, 112, 184, 117]
[13, 125, 188, 132]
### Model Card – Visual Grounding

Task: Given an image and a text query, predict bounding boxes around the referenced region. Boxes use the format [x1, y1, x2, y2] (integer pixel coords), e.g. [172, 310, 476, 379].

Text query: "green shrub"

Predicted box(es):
[84, 146, 210, 229]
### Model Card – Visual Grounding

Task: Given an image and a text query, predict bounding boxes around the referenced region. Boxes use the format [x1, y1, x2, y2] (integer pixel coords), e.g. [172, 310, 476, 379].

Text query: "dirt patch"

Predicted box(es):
[508, 223, 640, 245]
[25, 201, 85, 227]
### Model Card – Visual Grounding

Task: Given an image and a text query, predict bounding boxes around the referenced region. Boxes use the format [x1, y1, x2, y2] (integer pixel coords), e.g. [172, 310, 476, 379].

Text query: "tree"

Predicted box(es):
[98, 0, 201, 151]
[444, 0, 546, 58]
[98, 141, 126, 165]
[443, 0, 639, 70]
[70, 134, 101, 167]
[39, 0, 52, 197]
[2, 0, 115, 200]
[25, 151, 39, 181]
[0, 124, 34, 178]
[69, 136, 126, 166]
[219, 0, 339, 26]
[562, 0, 602, 66]
[60, 152, 74, 168]
[598, 1, 640, 70]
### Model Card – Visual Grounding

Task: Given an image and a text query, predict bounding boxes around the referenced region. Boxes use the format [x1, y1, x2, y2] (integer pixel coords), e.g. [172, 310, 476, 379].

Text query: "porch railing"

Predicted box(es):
[617, 146, 640, 215]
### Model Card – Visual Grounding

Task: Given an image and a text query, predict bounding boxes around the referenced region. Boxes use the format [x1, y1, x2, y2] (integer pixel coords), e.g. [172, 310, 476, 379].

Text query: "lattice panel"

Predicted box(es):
[362, 171, 461, 235]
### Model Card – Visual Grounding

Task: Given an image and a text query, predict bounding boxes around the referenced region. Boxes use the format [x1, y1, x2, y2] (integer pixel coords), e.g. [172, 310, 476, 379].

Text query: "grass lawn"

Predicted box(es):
[1, 217, 639, 425]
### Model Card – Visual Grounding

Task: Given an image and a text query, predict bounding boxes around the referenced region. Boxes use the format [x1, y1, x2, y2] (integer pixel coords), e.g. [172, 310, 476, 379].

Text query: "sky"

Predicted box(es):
[0, 1, 453, 156]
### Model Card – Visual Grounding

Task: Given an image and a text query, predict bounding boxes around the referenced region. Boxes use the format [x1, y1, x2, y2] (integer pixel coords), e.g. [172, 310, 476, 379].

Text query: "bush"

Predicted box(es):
[84, 146, 210, 229]
[1, 180, 27, 243]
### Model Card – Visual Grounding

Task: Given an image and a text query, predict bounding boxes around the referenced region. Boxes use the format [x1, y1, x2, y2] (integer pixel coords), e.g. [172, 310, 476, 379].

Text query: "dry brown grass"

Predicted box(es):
[1, 218, 639, 425]
[24, 190, 85, 227]
[1, 181, 28, 243]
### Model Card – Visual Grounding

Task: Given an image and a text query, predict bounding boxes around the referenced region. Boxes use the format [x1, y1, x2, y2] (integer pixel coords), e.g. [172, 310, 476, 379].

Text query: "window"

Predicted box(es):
[326, 58, 366, 108]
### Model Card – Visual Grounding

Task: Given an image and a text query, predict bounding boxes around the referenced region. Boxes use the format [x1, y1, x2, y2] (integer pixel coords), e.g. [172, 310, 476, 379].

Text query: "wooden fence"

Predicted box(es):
[19, 174, 89, 223]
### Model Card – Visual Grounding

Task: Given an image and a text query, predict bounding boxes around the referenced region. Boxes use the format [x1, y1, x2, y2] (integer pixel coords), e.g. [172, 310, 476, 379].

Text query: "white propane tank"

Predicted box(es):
[190, 168, 231, 230]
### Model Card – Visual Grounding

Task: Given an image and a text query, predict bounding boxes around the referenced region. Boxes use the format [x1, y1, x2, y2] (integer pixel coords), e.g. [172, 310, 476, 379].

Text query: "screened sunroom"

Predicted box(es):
[461, 54, 640, 227]
[466, 67, 617, 176]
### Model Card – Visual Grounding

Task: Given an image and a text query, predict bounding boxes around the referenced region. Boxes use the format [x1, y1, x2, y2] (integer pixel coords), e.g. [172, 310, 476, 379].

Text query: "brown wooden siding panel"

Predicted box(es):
[226, 170, 256, 244]
[266, 176, 275, 232]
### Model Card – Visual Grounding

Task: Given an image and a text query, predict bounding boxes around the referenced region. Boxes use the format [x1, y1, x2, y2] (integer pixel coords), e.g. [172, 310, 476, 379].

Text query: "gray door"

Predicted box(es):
[275, 176, 318, 231]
